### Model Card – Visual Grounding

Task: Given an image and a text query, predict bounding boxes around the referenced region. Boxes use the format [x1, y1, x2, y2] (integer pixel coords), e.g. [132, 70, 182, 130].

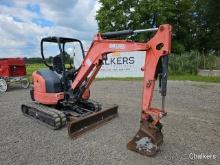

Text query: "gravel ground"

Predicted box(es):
[0, 80, 219, 165]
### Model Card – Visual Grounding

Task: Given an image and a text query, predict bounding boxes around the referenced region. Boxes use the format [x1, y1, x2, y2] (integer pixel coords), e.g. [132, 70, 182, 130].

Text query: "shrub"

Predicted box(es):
[169, 51, 217, 75]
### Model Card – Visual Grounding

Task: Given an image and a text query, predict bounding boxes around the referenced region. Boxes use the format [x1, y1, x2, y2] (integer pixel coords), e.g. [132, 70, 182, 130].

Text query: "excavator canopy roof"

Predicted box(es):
[41, 36, 81, 43]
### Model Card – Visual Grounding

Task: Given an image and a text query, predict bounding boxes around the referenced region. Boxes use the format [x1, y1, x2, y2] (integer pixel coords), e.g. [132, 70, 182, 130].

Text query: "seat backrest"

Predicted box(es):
[53, 55, 63, 74]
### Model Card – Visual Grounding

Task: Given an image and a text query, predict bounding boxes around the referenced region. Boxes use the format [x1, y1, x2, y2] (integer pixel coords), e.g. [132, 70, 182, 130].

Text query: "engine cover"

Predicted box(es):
[32, 69, 64, 105]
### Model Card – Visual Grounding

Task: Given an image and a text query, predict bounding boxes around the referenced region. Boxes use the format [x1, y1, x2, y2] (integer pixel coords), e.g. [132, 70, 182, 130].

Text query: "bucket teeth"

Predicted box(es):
[127, 120, 163, 156]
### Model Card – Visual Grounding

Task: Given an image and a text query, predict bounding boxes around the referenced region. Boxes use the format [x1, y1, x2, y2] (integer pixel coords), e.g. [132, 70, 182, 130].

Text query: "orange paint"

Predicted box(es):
[71, 24, 172, 123]
[32, 71, 64, 105]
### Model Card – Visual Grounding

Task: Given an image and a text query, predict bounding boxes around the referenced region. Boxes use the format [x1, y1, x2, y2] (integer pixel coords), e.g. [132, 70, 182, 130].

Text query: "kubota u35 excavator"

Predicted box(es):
[21, 24, 172, 156]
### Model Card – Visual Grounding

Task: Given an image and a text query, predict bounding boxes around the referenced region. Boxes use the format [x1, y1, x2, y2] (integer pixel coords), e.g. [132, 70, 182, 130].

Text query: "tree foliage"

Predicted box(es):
[96, 0, 220, 54]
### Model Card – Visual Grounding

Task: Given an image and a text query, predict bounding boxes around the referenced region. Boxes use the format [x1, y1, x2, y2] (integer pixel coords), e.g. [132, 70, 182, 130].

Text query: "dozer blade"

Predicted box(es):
[127, 120, 163, 156]
[68, 104, 118, 139]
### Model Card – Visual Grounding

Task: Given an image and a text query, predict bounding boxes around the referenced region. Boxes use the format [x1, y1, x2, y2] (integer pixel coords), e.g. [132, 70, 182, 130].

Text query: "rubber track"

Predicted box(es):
[21, 102, 66, 130]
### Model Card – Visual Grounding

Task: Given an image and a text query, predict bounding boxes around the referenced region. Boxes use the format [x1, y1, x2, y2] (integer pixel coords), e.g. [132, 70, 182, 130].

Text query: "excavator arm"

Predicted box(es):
[72, 24, 171, 122]
[69, 24, 172, 156]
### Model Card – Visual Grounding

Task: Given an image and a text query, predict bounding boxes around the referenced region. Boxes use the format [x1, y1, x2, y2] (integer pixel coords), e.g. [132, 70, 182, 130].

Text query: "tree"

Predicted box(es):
[96, 0, 220, 54]
[206, 0, 220, 53]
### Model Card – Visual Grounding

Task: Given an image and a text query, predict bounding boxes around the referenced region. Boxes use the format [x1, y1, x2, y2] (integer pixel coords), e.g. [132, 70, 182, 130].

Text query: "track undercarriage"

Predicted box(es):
[21, 100, 118, 138]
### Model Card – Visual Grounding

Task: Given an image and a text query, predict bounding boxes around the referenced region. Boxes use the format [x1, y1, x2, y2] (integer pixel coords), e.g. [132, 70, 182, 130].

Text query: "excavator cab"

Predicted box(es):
[38, 37, 87, 99]
[28, 37, 86, 105]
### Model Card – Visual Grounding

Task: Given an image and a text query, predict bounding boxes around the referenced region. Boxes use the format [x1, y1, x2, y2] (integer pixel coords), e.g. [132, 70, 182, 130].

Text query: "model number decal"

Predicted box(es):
[109, 44, 125, 49]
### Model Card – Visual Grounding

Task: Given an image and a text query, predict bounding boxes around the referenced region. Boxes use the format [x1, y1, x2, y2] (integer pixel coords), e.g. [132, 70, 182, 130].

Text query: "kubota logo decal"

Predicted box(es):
[109, 44, 125, 49]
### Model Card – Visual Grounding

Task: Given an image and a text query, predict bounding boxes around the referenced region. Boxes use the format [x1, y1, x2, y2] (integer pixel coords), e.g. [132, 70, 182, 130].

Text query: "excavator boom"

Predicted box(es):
[68, 24, 172, 156]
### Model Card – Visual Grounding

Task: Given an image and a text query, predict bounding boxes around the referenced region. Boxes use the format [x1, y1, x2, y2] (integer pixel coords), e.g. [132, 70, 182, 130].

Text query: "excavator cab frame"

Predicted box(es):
[40, 36, 85, 71]
[40, 37, 86, 95]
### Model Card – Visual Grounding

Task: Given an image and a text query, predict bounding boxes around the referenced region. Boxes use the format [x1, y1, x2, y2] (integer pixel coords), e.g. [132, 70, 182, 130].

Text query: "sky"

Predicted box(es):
[0, 0, 100, 58]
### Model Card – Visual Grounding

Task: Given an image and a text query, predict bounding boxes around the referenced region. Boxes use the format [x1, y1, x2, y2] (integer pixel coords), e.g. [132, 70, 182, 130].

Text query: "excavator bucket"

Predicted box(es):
[127, 120, 163, 156]
[68, 104, 118, 139]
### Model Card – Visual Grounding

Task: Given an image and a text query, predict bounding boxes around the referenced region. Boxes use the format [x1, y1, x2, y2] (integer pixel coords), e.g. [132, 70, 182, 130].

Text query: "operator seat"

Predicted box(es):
[53, 55, 63, 74]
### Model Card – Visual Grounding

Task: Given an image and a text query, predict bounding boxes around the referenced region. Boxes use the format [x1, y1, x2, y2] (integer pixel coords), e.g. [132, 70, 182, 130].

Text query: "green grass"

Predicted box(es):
[26, 64, 46, 80]
[26, 64, 220, 83]
[169, 74, 220, 83]
[26, 63, 72, 76]
[27, 64, 46, 73]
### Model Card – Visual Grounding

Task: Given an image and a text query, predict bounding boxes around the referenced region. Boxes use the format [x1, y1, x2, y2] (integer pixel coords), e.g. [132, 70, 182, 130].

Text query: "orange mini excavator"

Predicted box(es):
[21, 24, 172, 156]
